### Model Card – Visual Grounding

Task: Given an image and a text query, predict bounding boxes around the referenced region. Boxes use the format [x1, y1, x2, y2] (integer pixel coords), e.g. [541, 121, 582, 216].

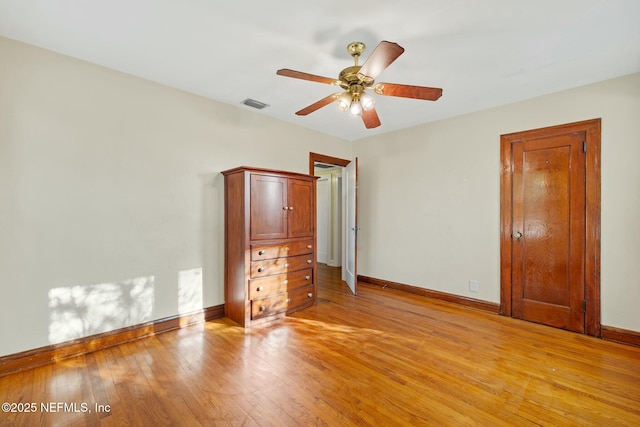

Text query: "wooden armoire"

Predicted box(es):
[222, 166, 318, 327]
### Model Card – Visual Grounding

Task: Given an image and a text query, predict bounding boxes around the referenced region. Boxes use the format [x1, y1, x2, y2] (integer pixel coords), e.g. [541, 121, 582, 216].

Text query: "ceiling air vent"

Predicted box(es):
[241, 98, 269, 109]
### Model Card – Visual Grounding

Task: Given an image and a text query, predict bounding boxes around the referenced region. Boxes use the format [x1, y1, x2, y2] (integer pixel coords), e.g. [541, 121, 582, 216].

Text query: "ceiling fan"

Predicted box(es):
[276, 41, 443, 129]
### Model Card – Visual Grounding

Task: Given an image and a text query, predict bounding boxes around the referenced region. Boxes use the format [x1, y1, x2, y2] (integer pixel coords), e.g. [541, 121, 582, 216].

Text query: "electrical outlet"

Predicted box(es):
[469, 280, 479, 293]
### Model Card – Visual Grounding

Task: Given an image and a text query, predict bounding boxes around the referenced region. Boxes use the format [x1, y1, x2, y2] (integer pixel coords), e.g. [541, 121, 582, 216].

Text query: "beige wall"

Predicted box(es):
[2, 35, 639, 357]
[0, 37, 351, 356]
[354, 72, 640, 333]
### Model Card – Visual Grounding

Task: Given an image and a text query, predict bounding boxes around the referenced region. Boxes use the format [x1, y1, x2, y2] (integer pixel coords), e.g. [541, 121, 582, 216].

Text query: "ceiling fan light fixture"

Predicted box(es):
[360, 92, 375, 111]
[349, 100, 363, 116]
[336, 92, 352, 111]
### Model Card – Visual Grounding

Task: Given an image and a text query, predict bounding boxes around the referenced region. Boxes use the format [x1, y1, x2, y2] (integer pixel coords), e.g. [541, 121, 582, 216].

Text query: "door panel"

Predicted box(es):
[511, 132, 586, 332]
[250, 174, 288, 240]
[288, 178, 315, 238]
[344, 158, 358, 295]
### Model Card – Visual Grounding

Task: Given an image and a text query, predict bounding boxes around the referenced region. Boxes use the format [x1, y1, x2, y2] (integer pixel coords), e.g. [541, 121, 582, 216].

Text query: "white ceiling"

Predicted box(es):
[1, 0, 639, 141]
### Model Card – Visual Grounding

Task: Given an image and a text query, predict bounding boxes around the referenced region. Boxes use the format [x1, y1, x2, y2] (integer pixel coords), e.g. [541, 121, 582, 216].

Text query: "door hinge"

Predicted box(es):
[583, 300, 587, 312]
[583, 141, 587, 153]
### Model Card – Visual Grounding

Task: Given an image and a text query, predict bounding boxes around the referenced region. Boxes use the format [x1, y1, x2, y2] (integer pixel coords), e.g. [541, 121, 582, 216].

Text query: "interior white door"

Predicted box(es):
[343, 158, 358, 295]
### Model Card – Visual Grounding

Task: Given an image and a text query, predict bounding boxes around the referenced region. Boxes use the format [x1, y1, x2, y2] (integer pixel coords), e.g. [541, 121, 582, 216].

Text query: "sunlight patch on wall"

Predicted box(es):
[178, 268, 203, 314]
[48, 275, 154, 344]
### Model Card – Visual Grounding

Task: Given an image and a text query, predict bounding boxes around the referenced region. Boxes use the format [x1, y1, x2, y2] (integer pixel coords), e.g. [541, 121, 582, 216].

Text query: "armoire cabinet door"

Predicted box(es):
[250, 174, 288, 240]
[287, 178, 315, 238]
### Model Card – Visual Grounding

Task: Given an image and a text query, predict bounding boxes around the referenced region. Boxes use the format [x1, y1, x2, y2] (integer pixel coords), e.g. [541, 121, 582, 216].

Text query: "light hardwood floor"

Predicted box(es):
[1, 264, 639, 426]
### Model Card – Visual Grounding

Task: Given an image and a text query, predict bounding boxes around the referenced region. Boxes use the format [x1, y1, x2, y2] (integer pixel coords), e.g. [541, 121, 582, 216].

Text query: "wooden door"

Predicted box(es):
[250, 174, 288, 240]
[511, 133, 586, 332]
[287, 178, 314, 238]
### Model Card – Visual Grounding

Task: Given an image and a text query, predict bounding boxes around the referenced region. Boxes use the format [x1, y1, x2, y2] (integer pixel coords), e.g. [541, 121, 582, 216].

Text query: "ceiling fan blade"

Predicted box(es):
[357, 41, 405, 82]
[361, 107, 381, 129]
[277, 69, 338, 85]
[295, 94, 338, 116]
[374, 83, 443, 101]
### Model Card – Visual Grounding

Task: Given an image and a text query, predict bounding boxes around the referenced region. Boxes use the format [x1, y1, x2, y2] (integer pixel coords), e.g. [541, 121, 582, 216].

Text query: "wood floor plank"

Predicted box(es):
[1, 264, 639, 426]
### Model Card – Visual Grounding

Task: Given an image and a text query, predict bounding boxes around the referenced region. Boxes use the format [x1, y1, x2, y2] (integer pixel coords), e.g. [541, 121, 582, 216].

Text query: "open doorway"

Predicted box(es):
[309, 152, 357, 294]
[314, 162, 343, 267]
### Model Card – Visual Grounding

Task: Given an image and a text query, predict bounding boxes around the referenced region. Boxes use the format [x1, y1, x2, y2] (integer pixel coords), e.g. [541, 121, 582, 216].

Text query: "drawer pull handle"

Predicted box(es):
[282, 206, 289, 210]
[259, 305, 266, 312]
[306, 259, 312, 264]
[286, 298, 291, 303]
[307, 245, 312, 249]
[258, 267, 265, 273]
[285, 247, 290, 252]
[256, 286, 264, 292]
[307, 293, 313, 298]
[288, 206, 294, 210]
[258, 250, 266, 255]
[283, 280, 288, 285]
[305, 276, 310, 280]
[284, 263, 290, 267]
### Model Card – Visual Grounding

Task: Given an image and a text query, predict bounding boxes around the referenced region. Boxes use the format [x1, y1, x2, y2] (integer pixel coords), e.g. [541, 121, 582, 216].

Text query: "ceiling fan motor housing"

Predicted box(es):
[339, 65, 372, 89]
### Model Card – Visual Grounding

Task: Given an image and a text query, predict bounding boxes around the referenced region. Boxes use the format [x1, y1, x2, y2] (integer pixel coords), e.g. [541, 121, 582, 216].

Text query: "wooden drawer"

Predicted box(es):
[251, 254, 314, 278]
[251, 240, 314, 261]
[249, 269, 312, 300]
[287, 284, 315, 312]
[251, 293, 288, 320]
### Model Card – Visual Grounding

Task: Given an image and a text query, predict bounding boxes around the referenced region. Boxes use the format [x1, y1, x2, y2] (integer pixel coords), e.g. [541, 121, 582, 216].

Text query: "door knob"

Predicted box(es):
[514, 231, 523, 241]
